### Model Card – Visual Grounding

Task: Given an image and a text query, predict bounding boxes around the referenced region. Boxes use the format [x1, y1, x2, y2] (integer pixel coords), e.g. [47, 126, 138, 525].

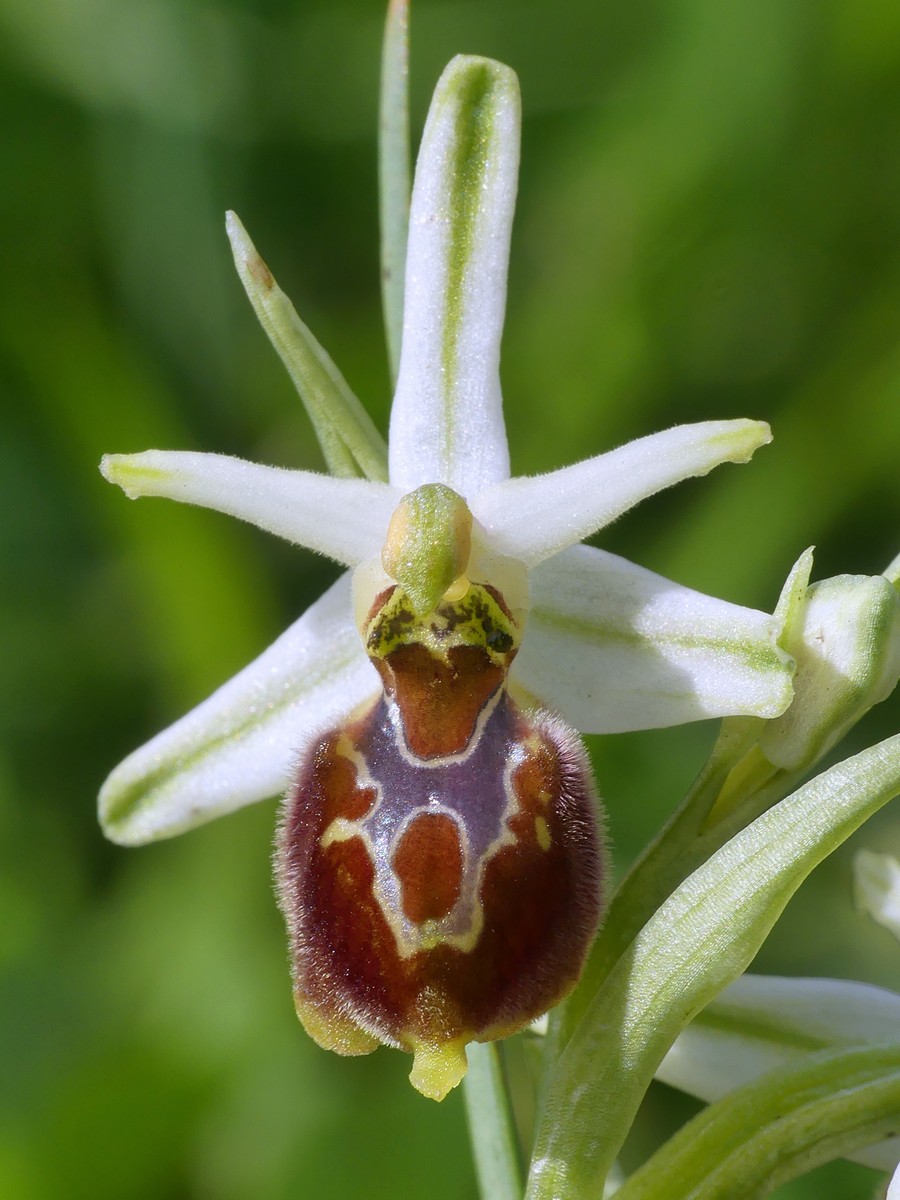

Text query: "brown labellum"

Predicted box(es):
[275, 581, 605, 1099]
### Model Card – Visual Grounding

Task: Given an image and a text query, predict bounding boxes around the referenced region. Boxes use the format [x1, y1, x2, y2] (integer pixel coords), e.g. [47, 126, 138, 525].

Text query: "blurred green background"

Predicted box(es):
[2, 0, 899, 1196]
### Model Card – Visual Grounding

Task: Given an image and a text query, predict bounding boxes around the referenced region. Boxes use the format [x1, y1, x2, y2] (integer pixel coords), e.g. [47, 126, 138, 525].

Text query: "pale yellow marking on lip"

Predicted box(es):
[535, 815, 551, 851]
[334, 733, 356, 759]
[294, 992, 379, 1057]
[319, 818, 358, 849]
[318, 734, 381, 852]
[409, 1037, 469, 1101]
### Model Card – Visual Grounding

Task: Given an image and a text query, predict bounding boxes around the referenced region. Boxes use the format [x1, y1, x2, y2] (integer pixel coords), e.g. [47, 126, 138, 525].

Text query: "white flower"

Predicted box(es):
[98, 56, 793, 849]
[97, 53, 801, 1102]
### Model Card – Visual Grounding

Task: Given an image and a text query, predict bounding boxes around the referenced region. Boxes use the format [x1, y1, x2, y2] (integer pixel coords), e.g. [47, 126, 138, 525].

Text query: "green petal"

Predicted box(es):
[227, 211, 389, 481]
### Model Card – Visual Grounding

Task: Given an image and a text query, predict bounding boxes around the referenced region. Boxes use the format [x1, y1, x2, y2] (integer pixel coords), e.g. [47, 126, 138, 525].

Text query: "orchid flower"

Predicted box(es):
[99, 55, 794, 1100]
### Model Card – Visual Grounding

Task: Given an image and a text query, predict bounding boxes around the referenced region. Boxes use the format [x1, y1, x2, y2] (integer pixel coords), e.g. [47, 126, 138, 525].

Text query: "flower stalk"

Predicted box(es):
[463, 1042, 524, 1200]
[379, 0, 411, 383]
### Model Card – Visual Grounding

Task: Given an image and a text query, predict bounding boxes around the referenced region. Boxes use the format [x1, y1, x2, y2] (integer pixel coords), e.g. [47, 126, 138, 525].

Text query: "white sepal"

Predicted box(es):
[388, 55, 518, 494]
[473, 420, 771, 567]
[656, 973, 900, 1173]
[511, 544, 793, 733]
[99, 574, 379, 845]
[101, 451, 399, 567]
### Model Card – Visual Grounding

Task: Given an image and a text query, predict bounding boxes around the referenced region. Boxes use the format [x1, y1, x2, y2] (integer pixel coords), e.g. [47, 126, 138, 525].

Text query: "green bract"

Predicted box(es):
[649, 844, 900, 1188]
[657, 974, 900, 1173]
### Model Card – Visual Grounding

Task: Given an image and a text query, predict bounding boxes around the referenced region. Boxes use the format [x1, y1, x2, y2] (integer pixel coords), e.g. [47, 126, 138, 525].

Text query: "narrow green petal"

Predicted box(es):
[527, 733, 900, 1199]
[379, 0, 410, 383]
[226, 211, 389, 482]
[389, 56, 518, 493]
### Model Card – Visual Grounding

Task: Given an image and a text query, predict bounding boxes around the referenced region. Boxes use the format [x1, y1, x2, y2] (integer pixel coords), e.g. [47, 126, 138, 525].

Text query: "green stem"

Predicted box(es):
[464, 1042, 524, 1200]
[379, 0, 411, 385]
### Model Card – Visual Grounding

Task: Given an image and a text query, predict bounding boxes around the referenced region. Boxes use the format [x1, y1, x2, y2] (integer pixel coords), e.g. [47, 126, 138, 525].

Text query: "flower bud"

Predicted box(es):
[759, 552, 900, 773]
[276, 549, 604, 1100]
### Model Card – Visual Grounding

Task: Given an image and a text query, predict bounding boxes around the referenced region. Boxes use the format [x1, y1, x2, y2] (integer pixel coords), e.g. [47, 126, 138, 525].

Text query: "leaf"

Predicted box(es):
[526, 732, 900, 1199]
[657, 973, 900, 1172]
[617, 1044, 900, 1200]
